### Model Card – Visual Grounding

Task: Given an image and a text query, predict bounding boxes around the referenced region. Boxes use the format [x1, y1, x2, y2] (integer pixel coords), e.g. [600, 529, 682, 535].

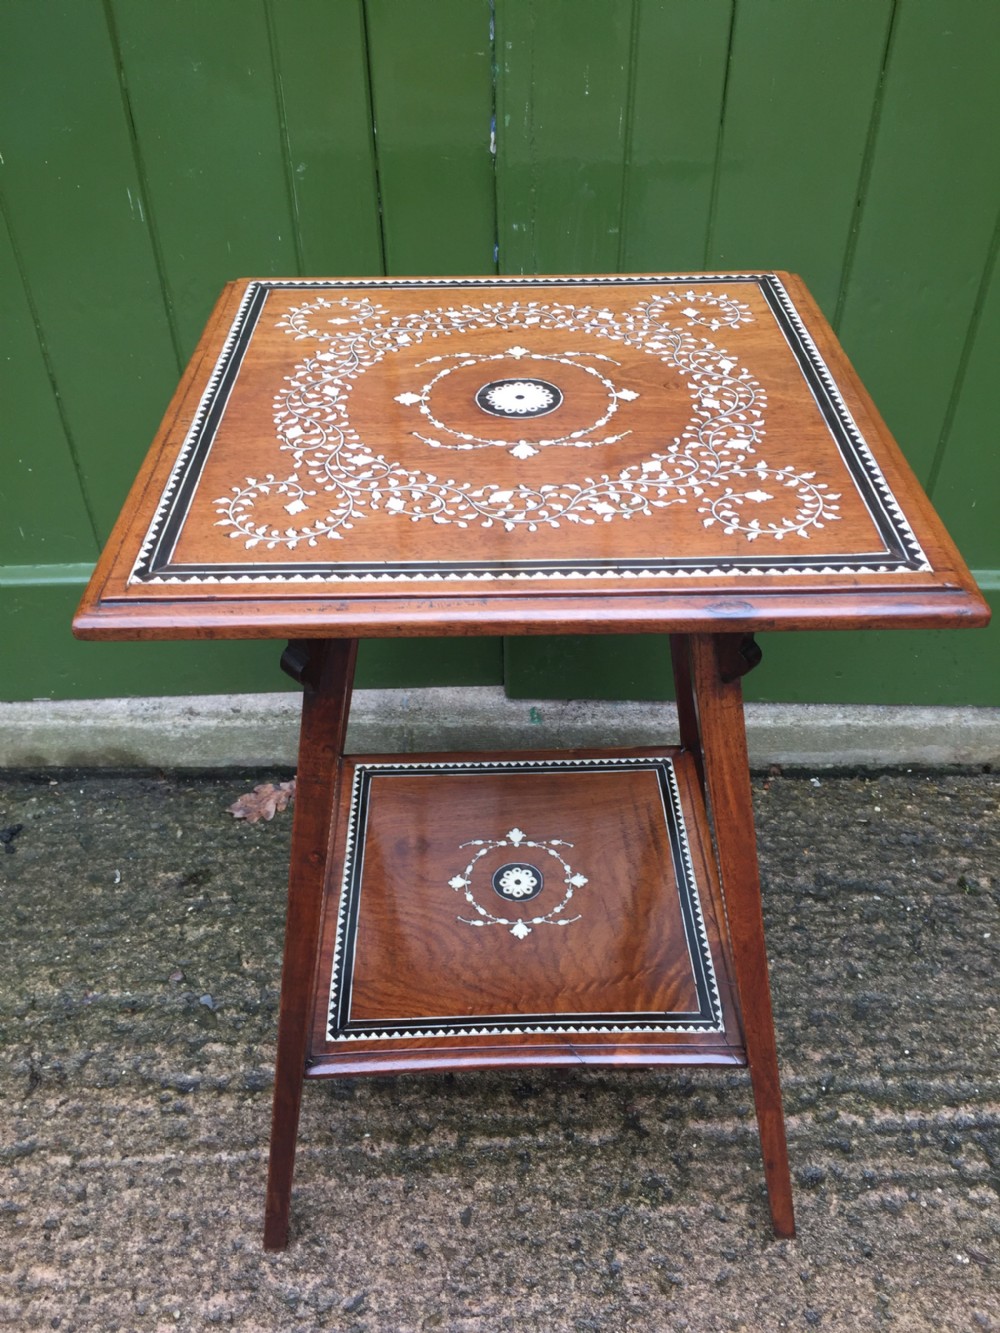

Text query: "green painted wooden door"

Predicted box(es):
[1, 1, 996, 703]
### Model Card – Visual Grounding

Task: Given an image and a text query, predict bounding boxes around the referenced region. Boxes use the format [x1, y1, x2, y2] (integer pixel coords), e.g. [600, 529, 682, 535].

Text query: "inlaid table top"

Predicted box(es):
[74, 273, 988, 639]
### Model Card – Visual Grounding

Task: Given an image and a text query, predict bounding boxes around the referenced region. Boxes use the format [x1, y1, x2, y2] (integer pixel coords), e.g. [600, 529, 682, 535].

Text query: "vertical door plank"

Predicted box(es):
[503, 635, 672, 702]
[708, 0, 892, 315]
[928, 239, 1000, 574]
[110, 0, 301, 355]
[836, 0, 1000, 483]
[493, 0, 688, 703]
[0, 212, 98, 565]
[358, 639, 503, 689]
[365, 0, 496, 275]
[495, 0, 707, 698]
[359, 0, 498, 685]
[264, 0, 383, 276]
[0, 0, 180, 540]
[620, 0, 732, 272]
[496, 0, 633, 274]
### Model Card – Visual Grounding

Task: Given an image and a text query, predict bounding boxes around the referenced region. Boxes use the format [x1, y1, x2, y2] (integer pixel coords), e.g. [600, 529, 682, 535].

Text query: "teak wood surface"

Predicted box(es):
[73, 272, 988, 642]
[75, 272, 987, 1251]
[260, 634, 795, 1249]
[307, 747, 744, 1078]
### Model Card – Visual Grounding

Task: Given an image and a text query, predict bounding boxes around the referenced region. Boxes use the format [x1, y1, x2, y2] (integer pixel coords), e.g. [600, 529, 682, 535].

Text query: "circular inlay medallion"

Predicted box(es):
[475, 378, 563, 419]
[491, 862, 545, 902]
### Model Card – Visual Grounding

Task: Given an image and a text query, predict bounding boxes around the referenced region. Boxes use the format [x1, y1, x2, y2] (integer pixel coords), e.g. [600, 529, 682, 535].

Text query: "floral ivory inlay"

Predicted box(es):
[449, 827, 588, 940]
[213, 289, 843, 548]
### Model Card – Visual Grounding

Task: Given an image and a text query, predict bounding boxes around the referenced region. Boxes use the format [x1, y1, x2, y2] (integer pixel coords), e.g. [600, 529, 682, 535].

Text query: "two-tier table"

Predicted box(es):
[74, 273, 988, 1249]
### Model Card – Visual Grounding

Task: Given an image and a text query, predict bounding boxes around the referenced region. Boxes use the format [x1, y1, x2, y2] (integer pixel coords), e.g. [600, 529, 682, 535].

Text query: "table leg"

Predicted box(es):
[264, 638, 358, 1251]
[689, 633, 795, 1238]
[669, 634, 705, 794]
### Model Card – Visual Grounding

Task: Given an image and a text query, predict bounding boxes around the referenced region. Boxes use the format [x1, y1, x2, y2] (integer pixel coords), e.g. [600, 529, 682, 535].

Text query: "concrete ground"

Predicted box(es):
[0, 765, 997, 1331]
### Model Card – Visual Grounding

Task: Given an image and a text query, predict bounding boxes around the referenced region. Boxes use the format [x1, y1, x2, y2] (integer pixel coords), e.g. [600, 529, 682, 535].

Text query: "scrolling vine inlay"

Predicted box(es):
[450, 826, 588, 939]
[128, 275, 929, 588]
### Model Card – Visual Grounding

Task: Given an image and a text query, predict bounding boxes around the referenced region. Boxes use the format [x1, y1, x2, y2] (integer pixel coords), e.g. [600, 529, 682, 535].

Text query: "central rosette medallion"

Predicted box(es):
[383, 333, 645, 459]
[475, 378, 563, 418]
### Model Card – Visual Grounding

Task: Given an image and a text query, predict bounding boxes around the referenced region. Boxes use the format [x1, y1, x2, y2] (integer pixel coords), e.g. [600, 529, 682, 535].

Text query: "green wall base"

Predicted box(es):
[503, 585, 999, 708]
[1, 573, 994, 707]
[0, 579, 502, 702]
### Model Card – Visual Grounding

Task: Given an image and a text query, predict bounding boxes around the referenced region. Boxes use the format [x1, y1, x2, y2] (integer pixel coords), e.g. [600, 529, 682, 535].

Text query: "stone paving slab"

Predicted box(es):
[1, 690, 999, 771]
[0, 768, 997, 1331]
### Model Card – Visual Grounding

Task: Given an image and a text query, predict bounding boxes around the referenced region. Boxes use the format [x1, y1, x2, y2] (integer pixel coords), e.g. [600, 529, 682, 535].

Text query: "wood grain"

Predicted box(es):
[264, 637, 357, 1251]
[690, 632, 795, 1238]
[308, 748, 744, 1075]
[73, 272, 989, 641]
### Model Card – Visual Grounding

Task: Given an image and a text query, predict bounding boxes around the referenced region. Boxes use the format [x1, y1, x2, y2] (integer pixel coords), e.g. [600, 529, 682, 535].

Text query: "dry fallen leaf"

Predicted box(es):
[227, 779, 296, 823]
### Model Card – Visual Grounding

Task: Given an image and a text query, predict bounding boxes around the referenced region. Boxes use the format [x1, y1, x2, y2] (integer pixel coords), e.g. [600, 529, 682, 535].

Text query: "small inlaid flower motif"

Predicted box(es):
[451, 828, 585, 939]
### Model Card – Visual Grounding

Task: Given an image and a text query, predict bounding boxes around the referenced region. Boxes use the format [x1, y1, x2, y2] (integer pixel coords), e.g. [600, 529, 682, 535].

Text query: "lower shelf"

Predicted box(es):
[308, 748, 745, 1077]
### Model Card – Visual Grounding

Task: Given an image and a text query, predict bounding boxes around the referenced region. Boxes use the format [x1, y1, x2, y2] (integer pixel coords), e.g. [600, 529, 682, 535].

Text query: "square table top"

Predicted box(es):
[74, 272, 989, 640]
